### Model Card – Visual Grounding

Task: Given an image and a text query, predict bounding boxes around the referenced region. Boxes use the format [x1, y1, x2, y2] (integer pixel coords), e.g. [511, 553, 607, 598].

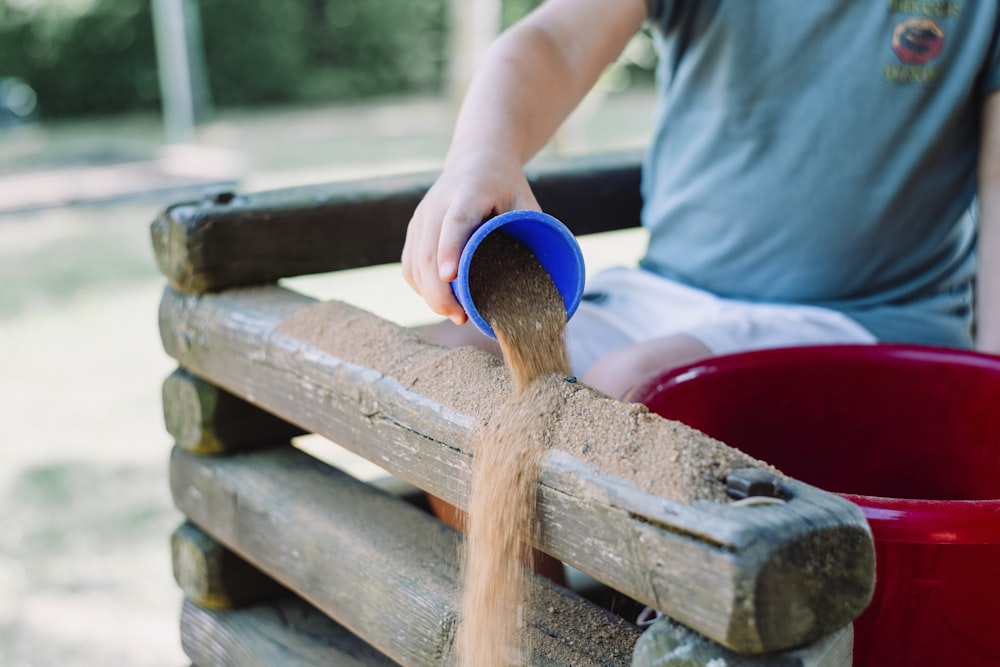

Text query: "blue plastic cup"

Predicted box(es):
[452, 209, 586, 339]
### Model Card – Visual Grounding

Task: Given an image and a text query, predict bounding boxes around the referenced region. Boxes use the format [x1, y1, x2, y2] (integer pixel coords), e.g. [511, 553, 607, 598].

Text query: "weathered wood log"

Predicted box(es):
[631, 617, 852, 667]
[172, 521, 287, 609]
[171, 444, 641, 666]
[159, 285, 875, 654]
[181, 597, 397, 667]
[163, 368, 305, 455]
[150, 151, 642, 293]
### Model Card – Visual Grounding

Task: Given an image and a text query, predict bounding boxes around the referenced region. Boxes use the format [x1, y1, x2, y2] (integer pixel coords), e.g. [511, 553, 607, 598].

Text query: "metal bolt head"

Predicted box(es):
[725, 468, 788, 501]
[210, 190, 237, 205]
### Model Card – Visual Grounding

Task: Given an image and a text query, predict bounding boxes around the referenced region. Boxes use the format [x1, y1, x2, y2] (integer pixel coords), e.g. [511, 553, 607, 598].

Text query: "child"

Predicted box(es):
[402, 0, 1000, 400]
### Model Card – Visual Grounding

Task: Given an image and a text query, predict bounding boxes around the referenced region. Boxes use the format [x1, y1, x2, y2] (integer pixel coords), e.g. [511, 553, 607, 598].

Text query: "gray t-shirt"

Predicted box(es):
[641, 0, 1000, 347]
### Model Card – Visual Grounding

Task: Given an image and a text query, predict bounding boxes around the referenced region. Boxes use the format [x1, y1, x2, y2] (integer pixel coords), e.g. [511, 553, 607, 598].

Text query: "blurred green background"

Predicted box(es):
[0, 0, 560, 118]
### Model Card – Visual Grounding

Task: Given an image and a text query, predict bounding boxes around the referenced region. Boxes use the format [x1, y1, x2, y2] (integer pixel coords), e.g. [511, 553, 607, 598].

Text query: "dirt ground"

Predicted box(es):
[0, 89, 653, 666]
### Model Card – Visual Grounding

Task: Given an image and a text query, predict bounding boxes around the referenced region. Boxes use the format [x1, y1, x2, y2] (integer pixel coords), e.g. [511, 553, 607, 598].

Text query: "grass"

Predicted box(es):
[0, 209, 183, 664]
[0, 205, 160, 317]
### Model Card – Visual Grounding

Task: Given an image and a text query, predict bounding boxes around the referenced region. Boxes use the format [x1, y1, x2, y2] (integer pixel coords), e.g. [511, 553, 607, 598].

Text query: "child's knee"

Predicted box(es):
[582, 346, 653, 401]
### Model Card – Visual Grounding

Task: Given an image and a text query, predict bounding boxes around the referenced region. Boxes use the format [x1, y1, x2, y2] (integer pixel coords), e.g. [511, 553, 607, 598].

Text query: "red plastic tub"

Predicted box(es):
[632, 345, 1000, 666]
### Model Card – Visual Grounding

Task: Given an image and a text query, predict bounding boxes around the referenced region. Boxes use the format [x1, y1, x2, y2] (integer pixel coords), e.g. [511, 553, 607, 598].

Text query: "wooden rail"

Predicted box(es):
[180, 596, 400, 667]
[151, 151, 643, 293]
[159, 285, 874, 655]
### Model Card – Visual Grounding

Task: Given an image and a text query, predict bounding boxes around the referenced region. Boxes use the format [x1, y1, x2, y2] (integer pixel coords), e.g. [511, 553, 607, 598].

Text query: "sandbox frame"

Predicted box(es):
[154, 151, 871, 666]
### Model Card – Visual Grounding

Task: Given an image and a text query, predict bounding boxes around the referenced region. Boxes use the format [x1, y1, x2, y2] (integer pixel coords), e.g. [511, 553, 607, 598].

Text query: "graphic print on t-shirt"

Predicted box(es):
[892, 17, 944, 64]
[883, 0, 960, 84]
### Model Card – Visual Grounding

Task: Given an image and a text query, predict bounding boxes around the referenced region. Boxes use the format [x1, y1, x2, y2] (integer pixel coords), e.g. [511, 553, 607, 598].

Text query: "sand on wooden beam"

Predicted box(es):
[150, 151, 642, 293]
[159, 285, 875, 654]
[171, 445, 641, 666]
[180, 596, 397, 667]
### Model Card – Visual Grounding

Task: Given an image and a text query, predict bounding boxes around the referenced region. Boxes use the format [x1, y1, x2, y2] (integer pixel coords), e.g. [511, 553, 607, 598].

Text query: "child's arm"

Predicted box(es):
[977, 91, 1000, 353]
[402, 0, 649, 325]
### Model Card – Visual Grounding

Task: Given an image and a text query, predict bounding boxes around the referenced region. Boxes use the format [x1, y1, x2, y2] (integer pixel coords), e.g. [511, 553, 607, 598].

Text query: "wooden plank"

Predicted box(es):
[171, 445, 641, 666]
[150, 151, 642, 292]
[163, 367, 305, 455]
[631, 617, 852, 667]
[159, 285, 875, 654]
[171, 521, 287, 609]
[180, 597, 397, 667]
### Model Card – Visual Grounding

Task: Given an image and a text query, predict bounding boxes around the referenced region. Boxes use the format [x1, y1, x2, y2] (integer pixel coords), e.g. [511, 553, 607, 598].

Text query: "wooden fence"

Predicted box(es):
[154, 151, 872, 666]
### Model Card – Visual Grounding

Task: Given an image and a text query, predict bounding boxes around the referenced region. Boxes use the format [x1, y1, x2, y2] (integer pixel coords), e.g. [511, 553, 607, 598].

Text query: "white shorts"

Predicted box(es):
[565, 267, 877, 376]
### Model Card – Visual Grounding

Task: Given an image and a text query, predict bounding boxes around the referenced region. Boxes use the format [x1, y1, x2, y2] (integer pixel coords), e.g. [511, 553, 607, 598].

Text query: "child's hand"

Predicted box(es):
[400, 0, 645, 326]
[402, 150, 540, 325]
